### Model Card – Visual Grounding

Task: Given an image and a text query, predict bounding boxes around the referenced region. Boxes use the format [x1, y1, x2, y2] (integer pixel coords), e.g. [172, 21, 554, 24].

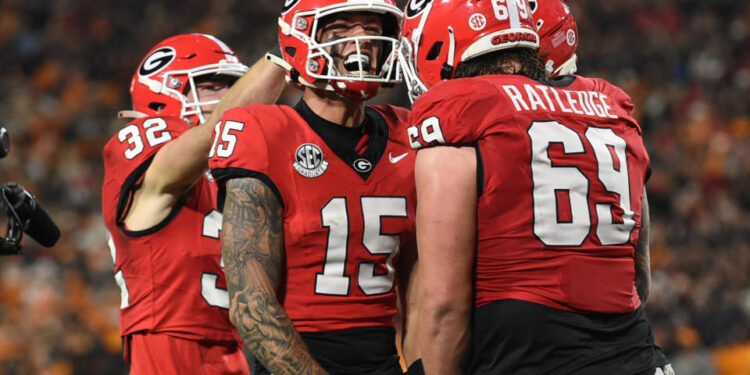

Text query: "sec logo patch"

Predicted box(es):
[293, 143, 329, 178]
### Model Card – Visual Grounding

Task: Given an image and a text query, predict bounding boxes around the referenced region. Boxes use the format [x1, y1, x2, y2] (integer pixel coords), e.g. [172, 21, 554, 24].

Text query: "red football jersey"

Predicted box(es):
[409, 75, 649, 314]
[209, 103, 416, 332]
[102, 116, 238, 342]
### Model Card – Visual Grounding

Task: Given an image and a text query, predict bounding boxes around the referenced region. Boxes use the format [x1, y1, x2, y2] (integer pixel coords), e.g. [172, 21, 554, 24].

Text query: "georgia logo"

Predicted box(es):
[352, 158, 372, 173]
[139, 47, 175, 77]
[406, 0, 433, 18]
[282, 0, 301, 14]
[293, 143, 329, 178]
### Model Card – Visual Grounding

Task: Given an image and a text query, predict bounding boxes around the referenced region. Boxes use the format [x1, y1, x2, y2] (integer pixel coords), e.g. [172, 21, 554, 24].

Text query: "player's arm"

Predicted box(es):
[125, 57, 286, 229]
[397, 235, 421, 368]
[635, 187, 651, 304]
[415, 145, 477, 375]
[222, 177, 328, 375]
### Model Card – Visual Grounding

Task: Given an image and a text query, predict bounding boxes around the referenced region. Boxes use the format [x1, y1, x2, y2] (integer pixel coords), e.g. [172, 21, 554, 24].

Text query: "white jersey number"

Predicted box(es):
[315, 197, 408, 296]
[528, 120, 635, 246]
[209, 120, 244, 158]
[107, 231, 130, 309]
[492, 0, 531, 21]
[118, 118, 172, 160]
[200, 210, 230, 309]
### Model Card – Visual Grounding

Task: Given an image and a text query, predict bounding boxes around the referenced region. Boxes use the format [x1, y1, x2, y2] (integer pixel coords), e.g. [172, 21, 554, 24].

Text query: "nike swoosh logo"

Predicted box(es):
[389, 152, 409, 164]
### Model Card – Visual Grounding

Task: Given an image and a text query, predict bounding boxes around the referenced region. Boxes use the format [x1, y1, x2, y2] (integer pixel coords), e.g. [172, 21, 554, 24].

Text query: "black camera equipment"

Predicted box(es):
[0, 126, 61, 254]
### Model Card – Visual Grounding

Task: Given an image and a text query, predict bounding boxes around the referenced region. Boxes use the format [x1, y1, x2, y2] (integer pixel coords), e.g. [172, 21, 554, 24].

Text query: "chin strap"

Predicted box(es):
[547, 54, 579, 78]
[117, 110, 149, 120]
[554, 53, 578, 76]
[265, 51, 293, 72]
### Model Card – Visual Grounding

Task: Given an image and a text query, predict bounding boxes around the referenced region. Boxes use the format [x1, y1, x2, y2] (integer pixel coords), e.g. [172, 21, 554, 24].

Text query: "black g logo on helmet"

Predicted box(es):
[282, 0, 301, 14]
[139, 47, 175, 77]
[406, 0, 433, 18]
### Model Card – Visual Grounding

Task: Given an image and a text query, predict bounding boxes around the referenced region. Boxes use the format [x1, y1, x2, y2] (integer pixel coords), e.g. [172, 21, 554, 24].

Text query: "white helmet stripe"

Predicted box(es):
[508, 0, 521, 29]
[202, 34, 234, 55]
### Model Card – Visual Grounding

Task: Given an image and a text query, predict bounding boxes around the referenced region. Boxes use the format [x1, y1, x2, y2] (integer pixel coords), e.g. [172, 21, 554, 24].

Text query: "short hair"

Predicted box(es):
[455, 48, 546, 81]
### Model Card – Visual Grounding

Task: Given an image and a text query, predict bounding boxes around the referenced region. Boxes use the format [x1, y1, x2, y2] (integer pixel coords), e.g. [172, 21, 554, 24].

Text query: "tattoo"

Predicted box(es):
[222, 177, 327, 375]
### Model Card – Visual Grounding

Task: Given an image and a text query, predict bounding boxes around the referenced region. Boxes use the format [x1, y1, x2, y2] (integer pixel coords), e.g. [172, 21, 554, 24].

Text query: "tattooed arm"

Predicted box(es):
[222, 177, 328, 375]
[635, 187, 651, 304]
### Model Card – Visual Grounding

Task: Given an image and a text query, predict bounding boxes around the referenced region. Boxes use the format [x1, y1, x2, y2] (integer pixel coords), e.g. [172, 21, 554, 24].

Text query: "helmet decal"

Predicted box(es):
[138, 47, 176, 77]
[406, 0, 433, 18]
[469, 13, 488, 31]
[566, 29, 576, 46]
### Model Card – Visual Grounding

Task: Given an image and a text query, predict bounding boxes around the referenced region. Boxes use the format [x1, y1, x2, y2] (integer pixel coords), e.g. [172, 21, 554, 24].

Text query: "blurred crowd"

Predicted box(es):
[0, 0, 747, 374]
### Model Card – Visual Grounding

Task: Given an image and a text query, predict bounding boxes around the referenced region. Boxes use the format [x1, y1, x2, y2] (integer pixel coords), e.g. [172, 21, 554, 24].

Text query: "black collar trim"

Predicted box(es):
[294, 100, 388, 180]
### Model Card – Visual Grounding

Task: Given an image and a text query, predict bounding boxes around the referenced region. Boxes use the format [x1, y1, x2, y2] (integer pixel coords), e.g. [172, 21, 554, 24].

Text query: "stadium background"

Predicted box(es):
[0, 0, 748, 374]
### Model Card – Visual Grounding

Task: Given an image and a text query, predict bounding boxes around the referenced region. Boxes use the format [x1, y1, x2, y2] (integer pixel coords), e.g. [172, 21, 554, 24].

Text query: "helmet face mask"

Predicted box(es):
[127, 34, 248, 126]
[398, 0, 539, 103]
[279, 0, 403, 101]
[397, 35, 428, 104]
[163, 63, 241, 124]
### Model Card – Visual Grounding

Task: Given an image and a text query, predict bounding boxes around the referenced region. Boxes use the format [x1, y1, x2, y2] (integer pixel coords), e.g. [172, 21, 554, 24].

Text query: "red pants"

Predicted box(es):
[125, 333, 250, 375]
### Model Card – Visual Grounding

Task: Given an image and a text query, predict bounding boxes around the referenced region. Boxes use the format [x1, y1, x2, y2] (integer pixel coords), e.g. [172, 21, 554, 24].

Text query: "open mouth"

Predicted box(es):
[342, 53, 372, 74]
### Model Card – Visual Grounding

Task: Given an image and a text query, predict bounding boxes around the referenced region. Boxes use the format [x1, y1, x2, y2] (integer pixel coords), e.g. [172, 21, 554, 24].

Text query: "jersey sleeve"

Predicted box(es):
[103, 116, 189, 180]
[102, 116, 188, 222]
[604, 80, 635, 118]
[407, 79, 504, 149]
[207, 105, 288, 210]
[208, 105, 272, 181]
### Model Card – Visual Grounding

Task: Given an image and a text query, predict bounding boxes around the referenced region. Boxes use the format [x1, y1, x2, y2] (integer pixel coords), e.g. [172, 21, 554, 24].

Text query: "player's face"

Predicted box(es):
[316, 12, 383, 76]
[185, 79, 230, 117]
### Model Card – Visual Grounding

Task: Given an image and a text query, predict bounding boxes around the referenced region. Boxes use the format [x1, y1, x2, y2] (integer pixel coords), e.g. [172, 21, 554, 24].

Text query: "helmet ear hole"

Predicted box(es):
[285, 46, 297, 58]
[426, 42, 443, 61]
[381, 13, 399, 38]
[148, 102, 166, 113]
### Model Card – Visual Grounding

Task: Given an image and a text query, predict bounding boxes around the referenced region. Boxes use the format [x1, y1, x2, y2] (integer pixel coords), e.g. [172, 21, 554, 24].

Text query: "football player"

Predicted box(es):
[533, 2, 675, 373]
[208, 0, 418, 374]
[399, 0, 672, 374]
[102, 33, 285, 374]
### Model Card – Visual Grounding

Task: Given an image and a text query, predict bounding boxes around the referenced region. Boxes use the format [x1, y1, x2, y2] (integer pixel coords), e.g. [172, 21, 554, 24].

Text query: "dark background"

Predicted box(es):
[0, 1, 748, 374]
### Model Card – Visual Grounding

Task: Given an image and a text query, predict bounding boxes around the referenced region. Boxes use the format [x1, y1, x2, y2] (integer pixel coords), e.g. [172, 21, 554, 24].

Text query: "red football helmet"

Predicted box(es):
[278, 0, 403, 101]
[399, 0, 539, 102]
[122, 33, 248, 126]
[530, 0, 578, 77]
